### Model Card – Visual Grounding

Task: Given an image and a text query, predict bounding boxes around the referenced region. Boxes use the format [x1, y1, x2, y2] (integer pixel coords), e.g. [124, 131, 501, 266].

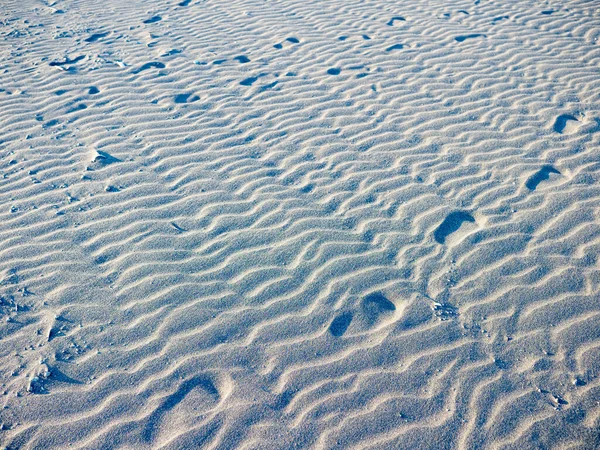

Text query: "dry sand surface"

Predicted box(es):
[1, 0, 600, 448]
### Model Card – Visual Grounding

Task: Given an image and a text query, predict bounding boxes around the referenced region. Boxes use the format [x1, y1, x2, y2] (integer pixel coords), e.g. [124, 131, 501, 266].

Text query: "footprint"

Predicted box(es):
[179, 0, 191, 5]
[88, 86, 100, 95]
[455, 34, 486, 42]
[132, 62, 165, 74]
[143, 16, 162, 24]
[234, 55, 250, 63]
[553, 114, 578, 134]
[386, 43, 404, 51]
[160, 49, 182, 57]
[361, 292, 396, 324]
[327, 68, 341, 75]
[387, 16, 406, 26]
[142, 375, 219, 443]
[67, 103, 87, 113]
[92, 150, 121, 165]
[174, 93, 199, 103]
[35, 365, 82, 391]
[329, 312, 353, 336]
[84, 32, 109, 43]
[273, 37, 300, 49]
[43, 119, 60, 129]
[259, 81, 278, 91]
[240, 75, 260, 86]
[49, 55, 85, 67]
[525, 165, 561, 191]
[492, 15, 509, 23]
[541, 10, 555, 15]
[434, 211, 476, 244]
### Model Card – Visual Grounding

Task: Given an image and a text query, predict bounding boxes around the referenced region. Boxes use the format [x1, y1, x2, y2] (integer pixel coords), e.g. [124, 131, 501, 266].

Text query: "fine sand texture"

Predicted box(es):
[1, 0, 600, 448]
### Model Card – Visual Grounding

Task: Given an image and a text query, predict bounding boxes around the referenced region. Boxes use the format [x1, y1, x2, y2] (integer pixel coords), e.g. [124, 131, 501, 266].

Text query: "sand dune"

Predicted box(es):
[1, 0, 600, 448]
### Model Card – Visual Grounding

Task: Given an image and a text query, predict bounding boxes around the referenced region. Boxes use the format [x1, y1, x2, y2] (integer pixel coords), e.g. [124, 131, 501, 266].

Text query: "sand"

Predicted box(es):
[1, 0, 600, 448]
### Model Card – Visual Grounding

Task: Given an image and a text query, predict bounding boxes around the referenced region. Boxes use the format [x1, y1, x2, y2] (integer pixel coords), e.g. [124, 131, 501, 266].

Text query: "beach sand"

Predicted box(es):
[1, 0, 600, 448]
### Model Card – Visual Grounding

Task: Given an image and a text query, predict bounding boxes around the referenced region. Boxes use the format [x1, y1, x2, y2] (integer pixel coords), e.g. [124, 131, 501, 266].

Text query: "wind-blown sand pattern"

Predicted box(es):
[1, 0, 600, 448]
